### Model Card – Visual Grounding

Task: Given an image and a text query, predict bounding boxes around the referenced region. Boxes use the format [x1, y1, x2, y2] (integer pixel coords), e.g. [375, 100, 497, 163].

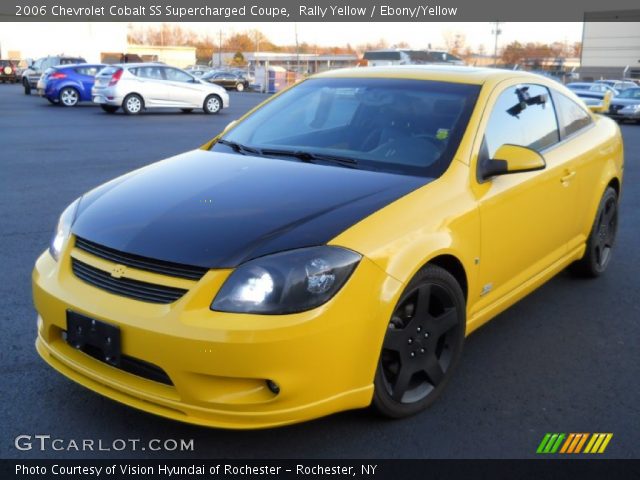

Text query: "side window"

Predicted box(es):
[136, 66, 164, 80]
[484, 84, 559, 158]
[75, 67, 99, 77]
[164, 68, 192, 83]
[553, 93, 593, 137]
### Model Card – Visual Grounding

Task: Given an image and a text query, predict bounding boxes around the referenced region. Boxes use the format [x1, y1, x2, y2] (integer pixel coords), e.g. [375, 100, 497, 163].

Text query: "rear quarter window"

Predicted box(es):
[553, 93, 593, 138]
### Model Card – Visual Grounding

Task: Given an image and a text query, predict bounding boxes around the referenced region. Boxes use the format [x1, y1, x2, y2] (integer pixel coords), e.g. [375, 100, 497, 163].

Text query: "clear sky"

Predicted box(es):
[183, 22, 585, 50]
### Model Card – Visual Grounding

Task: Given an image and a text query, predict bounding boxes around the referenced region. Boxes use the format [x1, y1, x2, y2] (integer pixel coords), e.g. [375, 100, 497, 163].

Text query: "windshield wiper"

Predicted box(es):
[216, 139, 262, 156]
[260, 148, 359, 168]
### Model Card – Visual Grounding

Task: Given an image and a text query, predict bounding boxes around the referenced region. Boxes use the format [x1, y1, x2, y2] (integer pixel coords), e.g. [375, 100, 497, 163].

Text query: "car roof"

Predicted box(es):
[313, 65, 555, 85]
[54, 63, 105, 69]
[114, 62, 168, 68]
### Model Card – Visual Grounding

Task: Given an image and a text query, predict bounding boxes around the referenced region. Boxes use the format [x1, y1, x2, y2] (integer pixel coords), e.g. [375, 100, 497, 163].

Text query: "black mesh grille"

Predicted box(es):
[74, 237, 207, 280]
[72, 258, 188, 304]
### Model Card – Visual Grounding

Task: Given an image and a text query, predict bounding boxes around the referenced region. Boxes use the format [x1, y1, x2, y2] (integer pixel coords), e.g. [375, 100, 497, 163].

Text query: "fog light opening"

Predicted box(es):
[266, 379, 280, 395]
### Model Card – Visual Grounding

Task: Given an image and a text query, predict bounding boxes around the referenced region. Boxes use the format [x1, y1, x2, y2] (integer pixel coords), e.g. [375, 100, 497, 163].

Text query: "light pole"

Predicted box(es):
[218, 29, 223, 67]
[295, 23, 300, 74]
[491, 21, 503, 67]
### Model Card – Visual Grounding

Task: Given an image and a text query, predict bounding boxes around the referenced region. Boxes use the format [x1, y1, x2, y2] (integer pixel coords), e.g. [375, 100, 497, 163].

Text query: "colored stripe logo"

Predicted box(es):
[536, 433, 613, 454]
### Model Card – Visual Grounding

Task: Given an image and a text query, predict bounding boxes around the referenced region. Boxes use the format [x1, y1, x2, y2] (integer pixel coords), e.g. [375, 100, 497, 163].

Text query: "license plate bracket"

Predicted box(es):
[66, 311, 121, 366]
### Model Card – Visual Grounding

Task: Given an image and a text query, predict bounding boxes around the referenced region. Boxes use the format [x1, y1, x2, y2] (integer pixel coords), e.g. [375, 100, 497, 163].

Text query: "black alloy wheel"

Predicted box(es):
[373, 264, 465, 418]
[570, 187, 618, 277]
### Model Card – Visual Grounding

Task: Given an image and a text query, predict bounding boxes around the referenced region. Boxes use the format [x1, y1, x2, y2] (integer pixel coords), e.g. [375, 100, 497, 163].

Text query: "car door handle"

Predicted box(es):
[561, 171, 576, 183]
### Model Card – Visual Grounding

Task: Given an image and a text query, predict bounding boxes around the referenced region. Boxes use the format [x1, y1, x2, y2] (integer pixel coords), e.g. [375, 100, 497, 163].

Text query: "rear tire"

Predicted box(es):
[203, 94, 221, 114]
[569, 187, 618, 278]
[59, 87, 80, 107]
[100, 105, 118, 114]
[23, 78, 31, 95]
[122, 94, 143, 115]
[372, 264, 466, 418]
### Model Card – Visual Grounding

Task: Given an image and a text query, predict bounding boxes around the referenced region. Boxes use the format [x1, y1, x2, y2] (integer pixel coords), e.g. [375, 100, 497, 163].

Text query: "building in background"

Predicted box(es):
[238, 52, 359, 74]
[125, 45, 196, 68]
[580, 12, 640, 81]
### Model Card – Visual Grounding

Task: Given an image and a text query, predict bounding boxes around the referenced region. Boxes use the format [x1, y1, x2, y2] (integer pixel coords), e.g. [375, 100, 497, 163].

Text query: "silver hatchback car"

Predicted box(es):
[92, 63, 229, 115]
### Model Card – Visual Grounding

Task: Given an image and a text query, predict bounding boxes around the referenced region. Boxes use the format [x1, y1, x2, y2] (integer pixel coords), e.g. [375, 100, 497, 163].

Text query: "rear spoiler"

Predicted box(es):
[588, 91, 612, 113]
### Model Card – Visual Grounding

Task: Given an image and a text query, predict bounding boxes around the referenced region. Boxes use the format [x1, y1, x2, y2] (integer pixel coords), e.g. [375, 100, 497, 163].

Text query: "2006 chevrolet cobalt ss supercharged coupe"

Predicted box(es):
[33, 66, 623, 428]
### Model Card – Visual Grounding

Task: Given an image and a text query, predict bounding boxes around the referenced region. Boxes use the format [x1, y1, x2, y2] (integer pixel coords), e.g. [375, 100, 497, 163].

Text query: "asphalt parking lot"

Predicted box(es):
[1, 83, 638, 459]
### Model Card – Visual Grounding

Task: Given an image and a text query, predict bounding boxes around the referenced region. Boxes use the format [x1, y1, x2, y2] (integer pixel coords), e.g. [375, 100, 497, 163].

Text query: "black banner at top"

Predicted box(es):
[2, 0, 640, 22]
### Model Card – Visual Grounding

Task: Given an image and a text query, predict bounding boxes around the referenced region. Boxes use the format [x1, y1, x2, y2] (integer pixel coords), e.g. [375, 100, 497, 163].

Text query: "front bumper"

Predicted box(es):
[33, 242, 401, 428]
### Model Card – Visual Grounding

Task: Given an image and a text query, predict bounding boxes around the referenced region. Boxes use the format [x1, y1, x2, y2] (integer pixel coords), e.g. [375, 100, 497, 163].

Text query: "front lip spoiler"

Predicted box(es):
[36, 331, 374, 429]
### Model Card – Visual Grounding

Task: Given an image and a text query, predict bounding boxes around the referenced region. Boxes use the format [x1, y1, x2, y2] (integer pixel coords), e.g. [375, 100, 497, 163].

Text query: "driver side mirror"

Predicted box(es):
[480, 144, 546, 181]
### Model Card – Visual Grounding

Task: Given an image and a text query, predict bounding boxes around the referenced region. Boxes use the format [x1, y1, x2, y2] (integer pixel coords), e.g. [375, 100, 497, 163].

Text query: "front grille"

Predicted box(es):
[74, 237, 207, 280]
[72, 258, 188, 304]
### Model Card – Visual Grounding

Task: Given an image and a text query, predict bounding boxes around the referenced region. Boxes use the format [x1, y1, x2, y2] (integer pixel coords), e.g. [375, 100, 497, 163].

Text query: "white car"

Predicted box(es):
[92, 63, 229, 115]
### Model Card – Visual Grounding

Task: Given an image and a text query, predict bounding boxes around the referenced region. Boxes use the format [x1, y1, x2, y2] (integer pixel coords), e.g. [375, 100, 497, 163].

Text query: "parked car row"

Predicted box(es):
[185, 66, 254, 91]
[14, 59, 231, 115]
[567, 80, 640, 123]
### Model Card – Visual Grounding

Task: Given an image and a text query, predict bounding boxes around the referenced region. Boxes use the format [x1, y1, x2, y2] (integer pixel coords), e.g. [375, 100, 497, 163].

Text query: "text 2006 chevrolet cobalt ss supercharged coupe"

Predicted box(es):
[33, 66, 623, 428]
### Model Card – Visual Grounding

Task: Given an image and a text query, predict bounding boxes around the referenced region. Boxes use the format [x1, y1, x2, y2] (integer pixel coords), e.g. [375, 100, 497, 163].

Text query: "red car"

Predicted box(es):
[0, 60, 19, 83]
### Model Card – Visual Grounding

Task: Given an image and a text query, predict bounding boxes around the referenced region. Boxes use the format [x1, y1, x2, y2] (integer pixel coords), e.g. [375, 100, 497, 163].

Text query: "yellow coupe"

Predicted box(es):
[33, 66, 623, 428]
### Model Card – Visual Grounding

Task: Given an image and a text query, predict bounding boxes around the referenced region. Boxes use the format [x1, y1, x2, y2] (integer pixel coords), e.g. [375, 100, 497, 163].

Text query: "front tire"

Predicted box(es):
[373, 264, 465, 418]
[122, 94, 143, 115]
[59, 87, 80, 107]
[203, 94, 221, 114]
[236, 82, 245, 92]
[570, 187, 618, 277]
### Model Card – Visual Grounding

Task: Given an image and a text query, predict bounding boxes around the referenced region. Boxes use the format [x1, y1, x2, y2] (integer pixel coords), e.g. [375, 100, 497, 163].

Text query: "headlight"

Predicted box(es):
[212, 246, 361, 314]
[49, 198, 80, 261]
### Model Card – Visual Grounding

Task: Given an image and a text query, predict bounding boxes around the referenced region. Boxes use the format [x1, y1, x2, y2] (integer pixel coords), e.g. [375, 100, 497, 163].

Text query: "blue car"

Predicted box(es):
[40, 63, 105, 107]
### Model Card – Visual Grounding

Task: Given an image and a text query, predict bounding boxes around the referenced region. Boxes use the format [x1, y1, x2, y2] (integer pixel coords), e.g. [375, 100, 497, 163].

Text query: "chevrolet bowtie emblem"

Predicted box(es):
[110, 264, 127, 279]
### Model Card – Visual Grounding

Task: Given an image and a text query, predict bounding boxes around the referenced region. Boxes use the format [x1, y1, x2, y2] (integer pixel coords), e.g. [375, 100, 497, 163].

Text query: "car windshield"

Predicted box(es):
[213, 77, 480, 177]
[616, 88, 640, 99]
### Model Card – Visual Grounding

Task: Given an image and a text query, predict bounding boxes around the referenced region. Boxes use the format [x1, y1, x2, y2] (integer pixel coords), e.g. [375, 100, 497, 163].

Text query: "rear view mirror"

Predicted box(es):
[480, 144, 546, 180]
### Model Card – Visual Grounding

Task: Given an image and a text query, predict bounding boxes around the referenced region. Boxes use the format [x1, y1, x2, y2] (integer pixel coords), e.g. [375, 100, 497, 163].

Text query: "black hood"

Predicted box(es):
[72, 150, 428, 268]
